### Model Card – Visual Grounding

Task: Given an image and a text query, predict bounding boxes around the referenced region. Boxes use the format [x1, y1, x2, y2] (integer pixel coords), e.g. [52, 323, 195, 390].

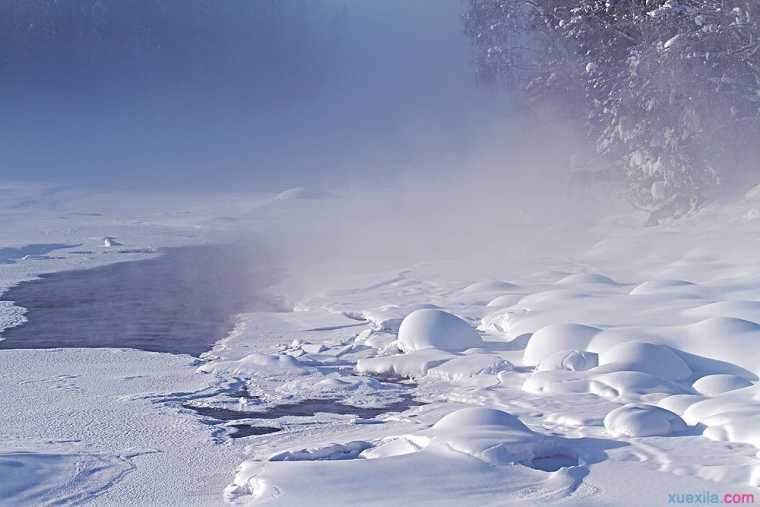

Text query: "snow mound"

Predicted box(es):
[273, 186, 334, 200]
[269, 441, 372, 462]
[433, 407, 530, 431]
[657, 394, 706, 416]
[604, 403, 687, 437]
[523, 323, 601, 366]
[361, 304, 440, 332]
[198, 352, 306, 377]
[425, 354, 513, 383]
[397, 309, 482, 353]
[679, 388, 760, 449]
[356, 349, 454, 379]
[693, 375, 753, 396]
[519, 289, 591, 307]
[424, 408, 561, 466]
[686, 317, 760, 336]
[461, 280, 517, 293]
[538, 350, 598, 372]
[556, 273, 618, 286]
[523, 370, 591, 395]
[745, 183, 760, 201]
[630, 280, 695, 295]
[598, 341, 691, 381]
[683, 301, 760, 322]
[486, 294, 522, 308]
[590, 371, 686, 402]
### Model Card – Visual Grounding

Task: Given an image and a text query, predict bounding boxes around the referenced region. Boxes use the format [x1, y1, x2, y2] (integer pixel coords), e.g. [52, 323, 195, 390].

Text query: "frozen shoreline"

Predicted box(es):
[2, 185, 760, 505]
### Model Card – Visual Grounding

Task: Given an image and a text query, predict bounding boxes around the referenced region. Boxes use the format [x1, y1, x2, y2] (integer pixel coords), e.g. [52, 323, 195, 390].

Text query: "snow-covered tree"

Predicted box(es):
[464, 0, 760, 221]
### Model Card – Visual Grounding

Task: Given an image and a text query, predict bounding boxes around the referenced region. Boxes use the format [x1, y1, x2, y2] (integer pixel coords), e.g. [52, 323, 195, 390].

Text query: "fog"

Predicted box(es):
[1, 0, 610, 287]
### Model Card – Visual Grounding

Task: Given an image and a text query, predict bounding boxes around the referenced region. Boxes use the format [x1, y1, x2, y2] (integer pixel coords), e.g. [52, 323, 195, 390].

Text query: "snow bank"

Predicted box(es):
[396, 309, 482, 353]
[604, 404, 687, 437]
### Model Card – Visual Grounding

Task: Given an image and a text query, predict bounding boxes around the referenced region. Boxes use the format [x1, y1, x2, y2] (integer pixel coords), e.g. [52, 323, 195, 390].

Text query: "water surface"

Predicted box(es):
[0, 245, 278, 356]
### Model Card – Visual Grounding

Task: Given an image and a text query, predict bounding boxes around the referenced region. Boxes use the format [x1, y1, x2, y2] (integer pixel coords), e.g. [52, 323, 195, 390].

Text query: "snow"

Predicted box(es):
[537, 350, 598, 372]
[598, 341, 692, 381]
[693, 374, 753, 396]
[604, 403, 687, 437]
[523, 323, 601, 365]
[4, 184, 760, 505]
[396, 309, 482, 353]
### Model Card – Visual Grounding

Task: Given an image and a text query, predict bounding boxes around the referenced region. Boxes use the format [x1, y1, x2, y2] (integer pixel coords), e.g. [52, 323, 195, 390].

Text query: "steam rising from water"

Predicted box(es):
[1, 0, 614, 291]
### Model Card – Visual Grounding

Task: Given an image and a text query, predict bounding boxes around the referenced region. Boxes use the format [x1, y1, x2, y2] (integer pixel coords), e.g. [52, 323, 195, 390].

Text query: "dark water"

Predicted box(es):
[187, 395, 425, 439]
[0, 245, 279, 356]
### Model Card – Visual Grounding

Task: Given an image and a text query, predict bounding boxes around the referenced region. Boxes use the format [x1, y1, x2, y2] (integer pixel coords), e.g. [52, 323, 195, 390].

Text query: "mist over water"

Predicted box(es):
[0, 0, 612, 290]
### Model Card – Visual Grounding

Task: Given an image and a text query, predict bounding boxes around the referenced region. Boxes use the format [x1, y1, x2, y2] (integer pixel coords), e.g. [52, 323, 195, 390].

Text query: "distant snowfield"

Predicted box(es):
[1, 183, 760, 506]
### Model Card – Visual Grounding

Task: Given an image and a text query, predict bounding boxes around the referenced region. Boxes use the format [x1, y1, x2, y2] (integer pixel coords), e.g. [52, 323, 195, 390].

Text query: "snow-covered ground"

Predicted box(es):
[2, 183, 760, 506]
